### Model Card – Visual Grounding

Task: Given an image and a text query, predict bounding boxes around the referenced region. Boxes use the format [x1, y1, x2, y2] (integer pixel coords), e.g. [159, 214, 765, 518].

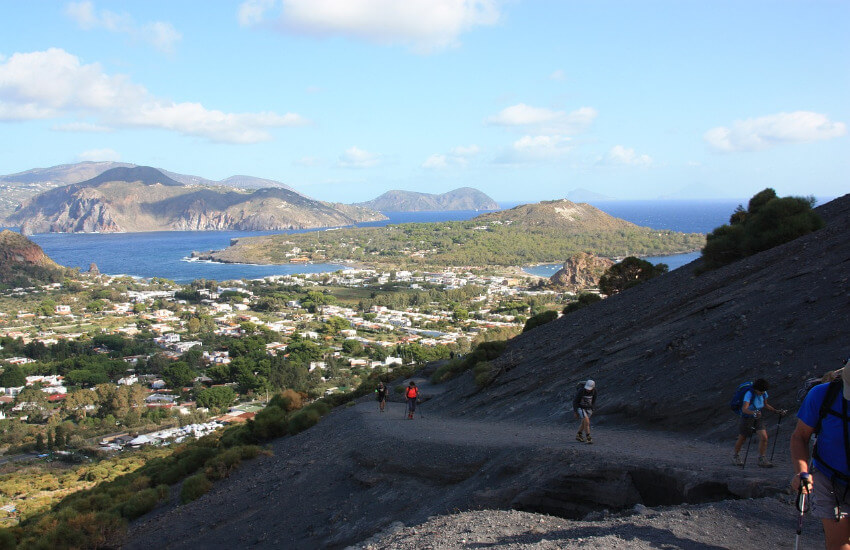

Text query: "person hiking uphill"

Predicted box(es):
[405, 381, 419, 419]
[791, 360, 850, 550]
[376, 382, 388, 413]
[573, 379, 597, 444]
[733, 378, 786, 467]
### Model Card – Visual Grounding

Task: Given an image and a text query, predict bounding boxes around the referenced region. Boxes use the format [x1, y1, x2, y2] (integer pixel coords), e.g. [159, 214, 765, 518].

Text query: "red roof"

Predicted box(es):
[47, 394, 67, 402]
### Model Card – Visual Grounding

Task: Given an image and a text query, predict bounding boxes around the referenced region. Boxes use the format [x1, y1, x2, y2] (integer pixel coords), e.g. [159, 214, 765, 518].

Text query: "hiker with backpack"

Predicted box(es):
[376, 382, 388, 413]
[731, 378, 787, 467]
[573, 379, 597, 444]
[405, 381, 419, 419]
[791, 361, 850, 550]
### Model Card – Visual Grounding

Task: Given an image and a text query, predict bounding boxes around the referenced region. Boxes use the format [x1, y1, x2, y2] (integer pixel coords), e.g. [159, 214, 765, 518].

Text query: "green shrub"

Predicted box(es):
[563, 292, 602, 314]
[473, 362, 494, 388]
[204, 448, 244, 481]
[598, 257, 668, 296]
[219, 425, 252, 448]
[249, 405, 288, 440]
[431, 340, 507, 384]
[155, 484, 170, 501]
[522, 310, 558, 333]
[287, 408, 322, 435]
[701, 188, 823, 270]
[121, 488, 160, 519]
[0, 528, 16, 550]
[180, 474, 212, 504]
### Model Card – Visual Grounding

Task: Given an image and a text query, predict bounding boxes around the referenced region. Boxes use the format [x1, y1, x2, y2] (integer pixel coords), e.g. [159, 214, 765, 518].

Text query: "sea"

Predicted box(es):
[11, 200, 750, 283]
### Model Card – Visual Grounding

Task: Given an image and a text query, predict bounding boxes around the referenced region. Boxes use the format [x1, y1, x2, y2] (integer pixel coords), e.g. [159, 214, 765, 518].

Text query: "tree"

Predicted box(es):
[195, 386, 236, 410]
[701, 188, 823, 270]
[342, 339, 363, 356]
[0, 364, 26, 387]
[63, 389, 98, 420]
[598, 257, 668, 296]
[35, 432, 45, 452]
[37, 298, 56, 316]
[323, 316, 350, 335]
[162, 362, 196, 389]
[187, 317, 201, 334]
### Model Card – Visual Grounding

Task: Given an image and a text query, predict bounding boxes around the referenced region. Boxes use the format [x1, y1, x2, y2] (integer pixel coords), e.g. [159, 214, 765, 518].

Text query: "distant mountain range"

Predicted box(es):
[354, 187, 499, 211]
[0, 161, 300, 222]
[0, 162, 499, 232]
[7, 166, 386, 235]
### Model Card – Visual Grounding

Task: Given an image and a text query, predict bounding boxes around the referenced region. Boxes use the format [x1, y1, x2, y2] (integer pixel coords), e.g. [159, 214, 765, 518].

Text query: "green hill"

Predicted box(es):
[207, 199, 704, 268]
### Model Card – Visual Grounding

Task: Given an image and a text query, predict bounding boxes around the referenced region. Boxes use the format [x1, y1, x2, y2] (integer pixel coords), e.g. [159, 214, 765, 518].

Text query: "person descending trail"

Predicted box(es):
[791, 360, 850, 550]
[731, 378, 786, 468]
[376, 382, 388, 413]
[573, 379, 597, 444]
[405, 381, 419, 419]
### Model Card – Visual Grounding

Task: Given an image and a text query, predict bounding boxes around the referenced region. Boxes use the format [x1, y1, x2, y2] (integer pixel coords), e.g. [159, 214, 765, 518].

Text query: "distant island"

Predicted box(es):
[202, 199, 705, 268]
[7, 166, 386, 234]
[0, 161, 302, 222]
[354, 187, 499, 212]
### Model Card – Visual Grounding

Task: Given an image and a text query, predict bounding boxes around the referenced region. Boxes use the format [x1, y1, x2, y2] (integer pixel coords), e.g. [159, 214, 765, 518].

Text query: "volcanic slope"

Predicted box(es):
[126, 194, 848, 549]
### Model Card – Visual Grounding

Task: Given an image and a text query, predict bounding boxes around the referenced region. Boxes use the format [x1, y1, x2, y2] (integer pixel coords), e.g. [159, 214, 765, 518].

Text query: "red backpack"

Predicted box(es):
[406, 386, 418, 399]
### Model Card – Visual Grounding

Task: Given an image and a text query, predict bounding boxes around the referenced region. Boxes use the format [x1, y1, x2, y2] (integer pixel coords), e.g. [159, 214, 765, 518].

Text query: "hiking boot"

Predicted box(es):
[576, 432, 585, 442]
[732, 454, 744, 466]
[585, 434, 593, 444]
[758, 456, 774, 468]
[407, 413, 413, 419]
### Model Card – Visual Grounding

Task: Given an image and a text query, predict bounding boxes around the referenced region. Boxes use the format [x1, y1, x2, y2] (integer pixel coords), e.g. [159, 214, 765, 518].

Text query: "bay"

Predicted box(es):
[15, 200, 744, 283]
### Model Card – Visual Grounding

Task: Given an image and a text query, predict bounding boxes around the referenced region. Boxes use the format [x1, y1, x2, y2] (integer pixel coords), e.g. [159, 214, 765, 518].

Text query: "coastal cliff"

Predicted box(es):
[0, 229, 67, 285]
[8, 167, 386, 234]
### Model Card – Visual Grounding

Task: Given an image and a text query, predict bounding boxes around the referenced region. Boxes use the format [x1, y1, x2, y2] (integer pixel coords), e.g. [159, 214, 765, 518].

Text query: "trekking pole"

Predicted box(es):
[795, 473, 810, 550]
[769, 413, 783, 462]
[742, 422, 756, 469]
[417, 398, 423, 419]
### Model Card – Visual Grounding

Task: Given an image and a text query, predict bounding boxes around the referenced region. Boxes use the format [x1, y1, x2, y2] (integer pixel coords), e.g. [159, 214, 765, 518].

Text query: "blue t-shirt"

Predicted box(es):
[743, 390, 767, 414]
[798, 382, 849, 477]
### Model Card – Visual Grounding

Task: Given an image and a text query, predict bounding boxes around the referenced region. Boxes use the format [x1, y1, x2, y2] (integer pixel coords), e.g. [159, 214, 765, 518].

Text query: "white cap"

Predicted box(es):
[584, 379, 595, 390]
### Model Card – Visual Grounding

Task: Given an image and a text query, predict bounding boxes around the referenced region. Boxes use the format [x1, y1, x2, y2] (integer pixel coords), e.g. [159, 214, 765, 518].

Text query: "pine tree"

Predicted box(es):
[35, 433, 45, 452]
[47, 431, 54, 450]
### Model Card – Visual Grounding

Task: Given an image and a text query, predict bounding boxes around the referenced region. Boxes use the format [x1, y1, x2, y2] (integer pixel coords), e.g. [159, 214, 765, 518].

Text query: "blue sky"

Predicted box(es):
[1, 1, 847, 203]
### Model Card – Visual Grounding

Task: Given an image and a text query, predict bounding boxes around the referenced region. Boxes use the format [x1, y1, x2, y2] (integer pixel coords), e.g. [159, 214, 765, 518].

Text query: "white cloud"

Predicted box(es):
[65, 1, 182, 54]
[294, 156, 323, 167]
[549, 69, 566, 81]
[239, 0, 277, 26]
[78, 148, 121, 161]
[598, 145, 653, 167]
[53, 122, 112, 132]
[338, 146, 380, 168]
[423, 144, 480, 169]
[704, 111, 846, 152]
[0, 48, 309, 143]
[238, 0, 502, 53]
[494, 135, 572, 164]
[450, 144, 480, 156]
[422, 154, 448, 169]
[486, 104, 597, 134]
